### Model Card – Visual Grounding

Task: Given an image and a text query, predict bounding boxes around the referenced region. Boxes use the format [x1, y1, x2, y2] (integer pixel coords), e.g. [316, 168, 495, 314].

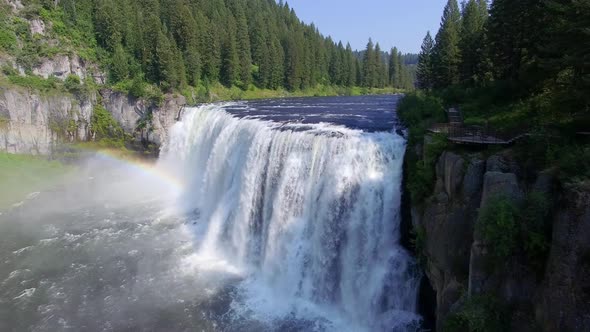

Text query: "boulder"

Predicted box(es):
[29, 18, 45, 36]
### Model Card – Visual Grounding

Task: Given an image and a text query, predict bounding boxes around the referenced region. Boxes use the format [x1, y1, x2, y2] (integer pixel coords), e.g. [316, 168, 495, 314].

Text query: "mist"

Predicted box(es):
[1, 97, 421, 332]
[0, 154, 230, 331]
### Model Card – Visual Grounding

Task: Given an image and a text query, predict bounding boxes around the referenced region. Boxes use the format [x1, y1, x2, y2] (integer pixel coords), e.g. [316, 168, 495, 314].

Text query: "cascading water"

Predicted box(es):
[159, 101, 422, 331]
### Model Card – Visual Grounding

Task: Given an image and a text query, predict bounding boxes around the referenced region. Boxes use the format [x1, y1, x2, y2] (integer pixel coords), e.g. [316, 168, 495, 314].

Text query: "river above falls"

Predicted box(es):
[0, 95, 421, 332]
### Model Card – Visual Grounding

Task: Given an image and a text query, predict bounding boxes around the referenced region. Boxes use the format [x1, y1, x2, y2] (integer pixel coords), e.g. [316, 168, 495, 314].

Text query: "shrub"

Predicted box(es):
[520, 191, 551, 272]
[411, 225, 427, 267]
[8, 74, 60, 91]
[443, 294, 508, 332]
[477, 191, 552, 271]
[90, 106, 125, 147]
[129, 75, 147, 98]
[0, 28, 16, 51]
[516, 132, 590, 183]
[397, 92, 446, 146]
[476, 195, 519, 263]
[408, 133, 448, 202]
[1, 65, 18, 76]
[64, 74, 81, 93]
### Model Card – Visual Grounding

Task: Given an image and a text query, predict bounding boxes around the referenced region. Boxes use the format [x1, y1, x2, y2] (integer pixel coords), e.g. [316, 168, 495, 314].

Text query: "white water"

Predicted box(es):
[159, 104, 421, 331]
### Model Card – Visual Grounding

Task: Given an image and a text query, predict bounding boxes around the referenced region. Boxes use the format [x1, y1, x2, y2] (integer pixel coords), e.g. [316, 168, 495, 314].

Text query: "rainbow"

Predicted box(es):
[84, 148, 185, 193]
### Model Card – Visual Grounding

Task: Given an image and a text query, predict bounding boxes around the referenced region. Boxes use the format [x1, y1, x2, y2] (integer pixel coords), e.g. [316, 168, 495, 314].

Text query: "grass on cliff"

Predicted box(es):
[443, 293, 509, 332]
[476, 192, 552, 273]
[0, 153, 73, 209]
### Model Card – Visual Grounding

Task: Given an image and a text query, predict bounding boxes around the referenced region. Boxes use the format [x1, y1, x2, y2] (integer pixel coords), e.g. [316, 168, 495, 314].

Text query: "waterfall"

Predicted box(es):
[159, 103, 421, 331]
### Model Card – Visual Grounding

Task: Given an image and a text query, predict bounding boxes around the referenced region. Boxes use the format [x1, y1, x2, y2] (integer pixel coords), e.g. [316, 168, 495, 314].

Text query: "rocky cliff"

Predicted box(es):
[0, 0, 185, 155]
[409, 143, 590, 331]
[0, 86, 184, 155]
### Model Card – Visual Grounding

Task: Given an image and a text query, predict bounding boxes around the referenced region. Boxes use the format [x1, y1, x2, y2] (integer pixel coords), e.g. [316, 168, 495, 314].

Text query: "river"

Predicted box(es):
[0, 95, 421, 332]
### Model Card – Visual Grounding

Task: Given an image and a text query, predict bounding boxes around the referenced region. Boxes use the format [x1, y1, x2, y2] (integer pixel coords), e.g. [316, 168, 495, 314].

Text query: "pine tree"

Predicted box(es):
[362, 39, 376, 87]
[284, 34, 302, 90]
[185, 47, 201, 86]
[389, 47, 400, 88]
[86, 0, 399, 94]
[459, 0, 488, 84]
[396, 51, 406, 89]
[235, 3, 252, 89]
[250, 14, 270, 88]
[155, 30, 178, 91]
[329, 41, 342, 85]
[374, 43, 385, 88]
[345, 43, 356, 87]
[416, 32, 435, 90]
[201, 21, 221, 82]
[487, 0, 545, 83]
[268, 35, 284, 90]
[93, 0, 122, 51]
[110, 43, 129, 83]
[221, 17, 239, 87]
[432, 0, 462, 88]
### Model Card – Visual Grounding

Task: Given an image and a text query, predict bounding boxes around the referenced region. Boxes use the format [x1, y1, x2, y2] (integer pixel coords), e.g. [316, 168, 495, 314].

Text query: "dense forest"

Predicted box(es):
[0, 0, 415, 97]
[400, 1, 590, 331]
[414, 0, 589, 134]
[403, 0, 590, 190]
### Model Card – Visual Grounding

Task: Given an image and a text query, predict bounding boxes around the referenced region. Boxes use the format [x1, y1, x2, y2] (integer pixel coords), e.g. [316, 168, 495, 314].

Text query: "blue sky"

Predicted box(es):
[286, 0, 448, 54]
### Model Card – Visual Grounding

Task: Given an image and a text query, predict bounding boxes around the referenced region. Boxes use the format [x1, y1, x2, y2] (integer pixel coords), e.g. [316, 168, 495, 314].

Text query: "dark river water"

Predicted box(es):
[0, 95, 421, 332]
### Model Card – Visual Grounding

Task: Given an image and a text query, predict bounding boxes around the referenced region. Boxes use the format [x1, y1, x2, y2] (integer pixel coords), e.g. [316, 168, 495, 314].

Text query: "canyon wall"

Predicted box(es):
[409, 144, 590, 331]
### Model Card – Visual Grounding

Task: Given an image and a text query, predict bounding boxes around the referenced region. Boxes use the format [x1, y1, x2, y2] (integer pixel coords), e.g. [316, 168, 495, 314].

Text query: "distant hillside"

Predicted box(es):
[0, 0, 414, 97]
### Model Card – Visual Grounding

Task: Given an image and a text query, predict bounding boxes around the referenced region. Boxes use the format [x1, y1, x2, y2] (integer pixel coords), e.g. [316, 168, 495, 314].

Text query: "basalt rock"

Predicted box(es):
[0, 87, 184, 155]
[408, 146, 589, 331]
[539, 183, 590, 331]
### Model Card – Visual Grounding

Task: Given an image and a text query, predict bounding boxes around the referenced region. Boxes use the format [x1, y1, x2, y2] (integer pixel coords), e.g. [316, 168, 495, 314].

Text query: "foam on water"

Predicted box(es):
[0, 96, 420, 331]
[159, 102, 421, 331]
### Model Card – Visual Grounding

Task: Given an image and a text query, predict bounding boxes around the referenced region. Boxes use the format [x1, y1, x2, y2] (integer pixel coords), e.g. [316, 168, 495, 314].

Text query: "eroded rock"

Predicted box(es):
[539, 183, 590, 331]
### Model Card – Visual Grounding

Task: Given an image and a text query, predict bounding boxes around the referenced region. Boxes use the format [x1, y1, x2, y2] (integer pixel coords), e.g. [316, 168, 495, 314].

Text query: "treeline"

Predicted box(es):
[415, 0, 589, 130]
[22, 0, 415, 93]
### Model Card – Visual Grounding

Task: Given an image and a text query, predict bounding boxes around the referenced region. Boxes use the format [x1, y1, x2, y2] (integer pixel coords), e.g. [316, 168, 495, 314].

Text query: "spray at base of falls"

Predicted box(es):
[159, 104, 422, 331]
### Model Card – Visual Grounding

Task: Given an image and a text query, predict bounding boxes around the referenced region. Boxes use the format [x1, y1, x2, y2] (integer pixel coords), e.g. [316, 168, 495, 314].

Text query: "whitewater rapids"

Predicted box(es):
[158, 102, 421, 331]
[0, 96, 422, 332]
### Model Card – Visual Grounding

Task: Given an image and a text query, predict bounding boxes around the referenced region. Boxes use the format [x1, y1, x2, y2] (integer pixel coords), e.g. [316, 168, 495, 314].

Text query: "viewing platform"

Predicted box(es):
[428, 108, 528, 145]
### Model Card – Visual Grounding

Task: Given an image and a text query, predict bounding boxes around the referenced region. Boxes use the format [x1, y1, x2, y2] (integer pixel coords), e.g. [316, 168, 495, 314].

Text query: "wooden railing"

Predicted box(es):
[428, 123, 528, 145]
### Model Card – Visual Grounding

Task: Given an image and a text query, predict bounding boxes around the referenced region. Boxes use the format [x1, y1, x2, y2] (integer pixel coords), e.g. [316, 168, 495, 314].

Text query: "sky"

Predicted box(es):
[286, 0, 449, 54]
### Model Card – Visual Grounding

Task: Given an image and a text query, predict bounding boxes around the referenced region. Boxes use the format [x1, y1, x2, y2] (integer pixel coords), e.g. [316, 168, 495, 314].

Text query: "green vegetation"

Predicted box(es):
[7, 74, 60, 91]
[180, 82, 398, 104]
[443, 293, 508, 332]
[397, 93, 448, 202]
[476, 192, 551, 272]
[0, 0, 416, 102]
[408, 134, 448, 203]
[410, 225, 427, 267]
[397, 92, 446, 145]
[476, 195, 520, 263]
[89, 105, 127, 149]
[413, 0, 589, 149]
[0, 153, 73, 209]
[400, 2, 588, 327]
[516, 132, 590, 182]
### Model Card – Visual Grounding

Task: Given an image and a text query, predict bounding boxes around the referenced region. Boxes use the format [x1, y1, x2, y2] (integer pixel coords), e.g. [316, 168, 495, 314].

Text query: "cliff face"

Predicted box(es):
[100, 89, 185, 147]
[0, 0, 185, 155]
[410, 146, 590, 331]
[0, 88, 94, 154]
[0, 87, 184, 155]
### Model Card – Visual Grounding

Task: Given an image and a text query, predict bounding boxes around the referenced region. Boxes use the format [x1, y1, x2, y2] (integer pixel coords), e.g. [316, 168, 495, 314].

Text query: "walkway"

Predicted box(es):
[428, 108, 527, 145]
